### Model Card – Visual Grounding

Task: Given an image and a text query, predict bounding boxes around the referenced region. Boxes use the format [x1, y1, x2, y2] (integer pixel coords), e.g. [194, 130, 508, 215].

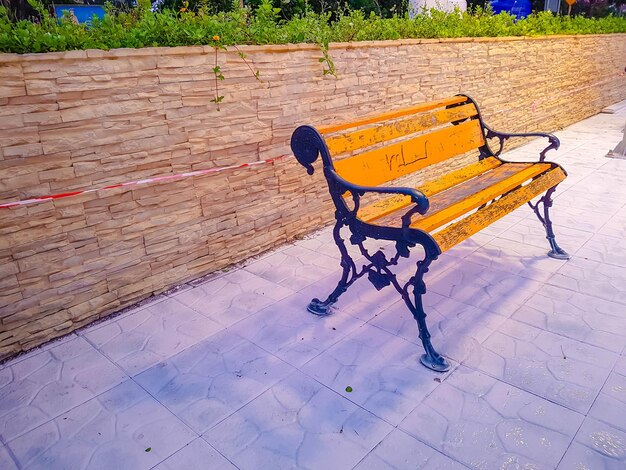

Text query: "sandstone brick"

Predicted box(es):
[60, 99, 157, 123]
[38, 167, 76, 182]
[0, 84, 26, 99]
[23, 110, 63, 126]
[2, 143, 44, 159]
[0, 126, 40, 149]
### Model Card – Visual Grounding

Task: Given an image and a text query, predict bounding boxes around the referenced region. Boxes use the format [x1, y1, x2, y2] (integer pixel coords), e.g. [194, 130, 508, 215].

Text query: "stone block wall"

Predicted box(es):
[1, 35, 625, 359]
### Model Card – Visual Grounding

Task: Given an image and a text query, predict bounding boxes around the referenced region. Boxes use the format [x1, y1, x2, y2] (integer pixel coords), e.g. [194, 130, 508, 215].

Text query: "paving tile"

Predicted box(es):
[587, 165, 626, 181]
[0, 336, 126, 443]
[562, 155, 609, 170]
[174, 269, 295, 327]
[134, 330, 294, 434]
[513, 285, 626, 353]
[7, 380, 195, 470]
[440, 232, 495, 258]
[354, 429, 467, 470]
[548, 256, 626, 305]
[588, 366, 626, 434]
[0, 333, 78, 372]
[464, 237, 567, 283]
[553, 188, 625, 215]
[557, 418, 626, 470]
[577, 233, 626, 268]
[599, 209, 626, 239]
[559, 143, 614, 161]
[302, 322, 449, 425]
[291, 226, 344, 259]
[546, 285, 626, 319]
[76, 296, 167, 338]
[228, 292, 363, 368]
[370, 291, 506, 364]
[428, 260, 544, 317]
[153, 439, 237, 470]
[400, 367, 583, 470]
[496, 215, 593, 254]
[601, 158, 626, 174]
[577, 172, 626, 198]
[299, 272, 402, 322]
[464, 319, 617, 413]
[243, 245, 340, 291]
[551, 206, 613, 234]
[83, 297, 224, 376]
[204, 371, 393, 470]
[0, 445, 18, 470]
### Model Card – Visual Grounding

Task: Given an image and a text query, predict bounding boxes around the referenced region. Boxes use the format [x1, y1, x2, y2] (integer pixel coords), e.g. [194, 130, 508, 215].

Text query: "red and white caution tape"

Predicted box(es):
[0, 155, 288, 210]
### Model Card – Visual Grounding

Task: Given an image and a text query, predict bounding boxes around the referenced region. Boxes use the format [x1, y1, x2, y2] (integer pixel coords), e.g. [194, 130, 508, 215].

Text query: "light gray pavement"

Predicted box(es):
[2, 102, 626, 469]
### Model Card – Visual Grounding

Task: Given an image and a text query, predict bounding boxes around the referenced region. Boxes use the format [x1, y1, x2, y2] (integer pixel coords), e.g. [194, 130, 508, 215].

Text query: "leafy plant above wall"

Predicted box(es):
[1, 1, 625, 54]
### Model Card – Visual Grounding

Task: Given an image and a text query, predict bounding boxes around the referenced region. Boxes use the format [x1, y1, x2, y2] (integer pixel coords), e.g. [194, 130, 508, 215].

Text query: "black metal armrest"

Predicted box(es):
[327, 169, 430, 215]
[484, 125, 560, 162]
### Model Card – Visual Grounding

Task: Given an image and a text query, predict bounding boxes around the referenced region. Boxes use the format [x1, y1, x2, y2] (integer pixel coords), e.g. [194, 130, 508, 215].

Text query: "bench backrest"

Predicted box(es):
[318, 95, 485, 187]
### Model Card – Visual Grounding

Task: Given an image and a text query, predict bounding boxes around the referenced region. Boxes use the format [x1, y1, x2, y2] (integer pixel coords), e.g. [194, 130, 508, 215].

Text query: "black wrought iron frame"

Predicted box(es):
[290, 94, 569, 373]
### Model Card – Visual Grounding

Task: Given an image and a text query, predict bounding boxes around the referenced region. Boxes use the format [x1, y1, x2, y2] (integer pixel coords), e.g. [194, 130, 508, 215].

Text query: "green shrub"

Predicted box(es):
[0, 1, 625, 54]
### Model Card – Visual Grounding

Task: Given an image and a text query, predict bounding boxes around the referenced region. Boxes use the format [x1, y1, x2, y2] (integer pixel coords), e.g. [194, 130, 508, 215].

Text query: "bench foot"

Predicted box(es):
[307, 221, 359, 316]
[420, 352, 450, 373]
[547, 240, 571, 260]
[307, 298, 333, 316]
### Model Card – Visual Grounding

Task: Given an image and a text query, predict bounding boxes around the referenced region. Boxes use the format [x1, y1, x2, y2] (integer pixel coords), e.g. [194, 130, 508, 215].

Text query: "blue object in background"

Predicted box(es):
[490, 0, 532, 18]
[54, 5, 106, 23]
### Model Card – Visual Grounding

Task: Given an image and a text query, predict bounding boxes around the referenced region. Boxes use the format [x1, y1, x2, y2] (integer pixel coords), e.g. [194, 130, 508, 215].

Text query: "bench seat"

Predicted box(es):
[358, 159, 565, 251]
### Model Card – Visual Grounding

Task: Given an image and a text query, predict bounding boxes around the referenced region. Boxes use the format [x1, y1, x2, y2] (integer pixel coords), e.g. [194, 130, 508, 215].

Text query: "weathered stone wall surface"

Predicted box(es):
[1, 35, 625, 359]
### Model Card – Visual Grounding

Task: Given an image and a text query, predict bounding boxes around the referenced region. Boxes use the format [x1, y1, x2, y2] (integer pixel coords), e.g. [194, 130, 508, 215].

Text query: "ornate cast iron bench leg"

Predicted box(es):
[307, 220, 357, 315]
[307, 218, 450, 372]
[528, 186, 570, 260]
[402, 236, 450, 372]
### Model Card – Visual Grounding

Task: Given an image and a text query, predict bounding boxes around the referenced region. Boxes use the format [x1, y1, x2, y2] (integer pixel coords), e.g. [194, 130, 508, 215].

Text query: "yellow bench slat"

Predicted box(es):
[357, 157, 502, 223]
[334, 119, 485, 187]
[419, 157, 501, 198]
[318, 96, 468, 135]
[413, 163, 551, 232]
[433, 167, 566, 252]
[325, 103, 479, 155]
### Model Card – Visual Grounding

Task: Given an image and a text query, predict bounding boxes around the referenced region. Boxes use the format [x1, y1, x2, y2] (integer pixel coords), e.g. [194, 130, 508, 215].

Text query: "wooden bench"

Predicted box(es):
[290, 95, 569, 372]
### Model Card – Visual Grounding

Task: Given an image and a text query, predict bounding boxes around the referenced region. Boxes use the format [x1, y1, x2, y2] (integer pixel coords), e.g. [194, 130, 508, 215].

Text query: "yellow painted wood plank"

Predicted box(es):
[334, 119, 485, 187]
[413, 163, 551, 232]
[433, 168, 566, 252]
[318, 96, 468, 135]
[357, 157, 502, 223]
[326, 103, 479, 155]
[418, 157, 502, 197]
